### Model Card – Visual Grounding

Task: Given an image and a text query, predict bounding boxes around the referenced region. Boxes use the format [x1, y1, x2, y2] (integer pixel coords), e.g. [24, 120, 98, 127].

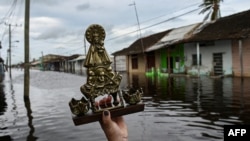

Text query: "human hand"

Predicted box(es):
[100, 110, 128, 141]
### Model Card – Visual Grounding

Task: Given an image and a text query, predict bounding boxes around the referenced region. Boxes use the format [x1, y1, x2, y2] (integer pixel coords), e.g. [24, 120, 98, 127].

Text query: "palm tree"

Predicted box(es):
[199, 0, 223, 21]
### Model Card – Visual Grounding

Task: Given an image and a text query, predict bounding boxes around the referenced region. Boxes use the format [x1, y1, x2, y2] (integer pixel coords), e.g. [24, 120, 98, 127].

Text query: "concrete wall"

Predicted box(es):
[128, 54, 146, 73]
[74, 60, 86, 75]
[232, 38, 250, 77]
[184, 40, 232, 76]
[114, 55, 127, 72]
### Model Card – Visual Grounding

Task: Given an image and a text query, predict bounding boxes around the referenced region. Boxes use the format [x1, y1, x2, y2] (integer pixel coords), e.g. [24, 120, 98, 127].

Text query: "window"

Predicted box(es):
[199, 41, 215, 47]
[192, 54, 202, 65]
[131, 54, 138, 69]
[146, 52, 155, 69]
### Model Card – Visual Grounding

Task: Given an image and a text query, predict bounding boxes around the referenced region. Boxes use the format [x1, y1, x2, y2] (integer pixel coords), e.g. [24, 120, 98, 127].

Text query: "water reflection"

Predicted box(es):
[0, 82, 6, 115]
[125, 73, 250, 140]
[1, 75, 37, 141]
[10, 80, 18, 126]
[24, 96, 37, 141]
[0, 80, 11, 140]
[23, 68, 37, 141]
[233, 78, 250, 124]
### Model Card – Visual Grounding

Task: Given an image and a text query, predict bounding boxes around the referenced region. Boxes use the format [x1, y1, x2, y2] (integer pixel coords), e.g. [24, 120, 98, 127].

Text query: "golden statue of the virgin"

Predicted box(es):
[69, 24, 144, 125]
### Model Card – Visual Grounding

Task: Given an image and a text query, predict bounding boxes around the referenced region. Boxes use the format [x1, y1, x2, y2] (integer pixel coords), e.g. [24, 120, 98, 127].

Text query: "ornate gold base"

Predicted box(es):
[72, 103, 145, 126]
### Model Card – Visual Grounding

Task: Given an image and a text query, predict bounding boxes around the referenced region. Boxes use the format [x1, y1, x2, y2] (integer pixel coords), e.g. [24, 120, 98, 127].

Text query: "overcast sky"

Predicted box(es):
[0, 0, 250, 64]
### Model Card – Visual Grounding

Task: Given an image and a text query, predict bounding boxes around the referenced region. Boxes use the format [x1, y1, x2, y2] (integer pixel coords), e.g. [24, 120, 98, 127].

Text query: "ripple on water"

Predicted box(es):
[1, 70, 250, 141]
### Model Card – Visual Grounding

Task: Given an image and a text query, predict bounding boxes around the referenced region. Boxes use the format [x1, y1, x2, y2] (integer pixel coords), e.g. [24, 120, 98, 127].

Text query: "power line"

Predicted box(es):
[0, 0, 18, 24]
[140, 2, 200, 24]
[10, 0, 25, 28]
[106, 8, 200, 41]
[41, 7, 201, 56]
[129, 1, 144, 53]
[0, 0, 23, 43]
[140, 8, 200, 30]
[3, 1, 203, 61]
[107, 2, 201, 37]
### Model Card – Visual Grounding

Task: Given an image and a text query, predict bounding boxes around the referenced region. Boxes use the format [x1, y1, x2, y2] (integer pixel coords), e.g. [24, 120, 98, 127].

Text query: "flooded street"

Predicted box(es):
[1, 69, 250, 141]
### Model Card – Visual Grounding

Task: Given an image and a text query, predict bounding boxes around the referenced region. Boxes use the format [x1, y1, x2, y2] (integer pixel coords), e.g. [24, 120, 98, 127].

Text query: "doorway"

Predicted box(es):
[213, 53, 223, 75]
[167, 56, 174, 73]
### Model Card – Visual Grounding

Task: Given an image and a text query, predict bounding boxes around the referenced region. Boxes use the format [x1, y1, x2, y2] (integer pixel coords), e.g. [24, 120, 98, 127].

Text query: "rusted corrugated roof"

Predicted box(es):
[112, 29, 172, 55]
[186, 9, 250, 42]
[146, 23, 201, 52]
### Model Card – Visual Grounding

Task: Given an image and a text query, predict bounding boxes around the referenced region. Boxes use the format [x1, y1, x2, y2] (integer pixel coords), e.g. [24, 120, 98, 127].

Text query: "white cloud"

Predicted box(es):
[30, 17, 66, 40]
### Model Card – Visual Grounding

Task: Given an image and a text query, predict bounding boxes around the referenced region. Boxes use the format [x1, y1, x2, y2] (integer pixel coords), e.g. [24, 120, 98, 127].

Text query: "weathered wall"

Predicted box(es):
[184, 40, 232, 76]
[128, 54, 146, 73]
[232, 38, 250, 77]
[114, 55, 127, 72]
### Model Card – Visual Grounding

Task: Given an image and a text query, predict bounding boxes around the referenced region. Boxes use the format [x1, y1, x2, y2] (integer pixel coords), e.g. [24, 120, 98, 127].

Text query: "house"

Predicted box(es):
[112, 23, 201, 75]
[40, 54, 80, 72]
[68, 55, 86, 75]
[40, 54, 67, 71]
[113, 9, 250, 77]
[30, 59, 41, 70]
[112, 29, 172, 73]
[185, 9, 250, 77]
[146, 23, 201, 74]
[58, 54, 80, 73]
[64, 54, 115, 75]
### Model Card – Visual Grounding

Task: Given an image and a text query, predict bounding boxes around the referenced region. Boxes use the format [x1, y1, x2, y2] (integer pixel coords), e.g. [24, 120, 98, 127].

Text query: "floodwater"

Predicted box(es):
[0, 69, 250, 141]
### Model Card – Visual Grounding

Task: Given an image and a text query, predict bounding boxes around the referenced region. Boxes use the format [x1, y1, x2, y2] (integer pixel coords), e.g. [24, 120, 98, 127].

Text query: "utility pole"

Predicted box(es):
[7, 24, 12, 78]
[0, 41, 2, 59]
[5, 56, 8, 71]
[129, 1, 144, 52]
[129, 1, 146, 72]
[8, 24, 11, 78]
[41, 51, 44, 71]
[5, 23, 21, 78]
[24, 0, 30, 98]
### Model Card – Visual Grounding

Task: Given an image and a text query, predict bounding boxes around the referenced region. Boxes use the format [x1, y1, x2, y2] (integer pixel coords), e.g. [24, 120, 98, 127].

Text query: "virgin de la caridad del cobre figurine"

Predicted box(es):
[69, 24, 144, 126]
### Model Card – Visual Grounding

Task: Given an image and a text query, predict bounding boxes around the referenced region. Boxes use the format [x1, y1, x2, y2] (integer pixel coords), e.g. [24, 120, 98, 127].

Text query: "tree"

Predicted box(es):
[199, 0, 223, 21]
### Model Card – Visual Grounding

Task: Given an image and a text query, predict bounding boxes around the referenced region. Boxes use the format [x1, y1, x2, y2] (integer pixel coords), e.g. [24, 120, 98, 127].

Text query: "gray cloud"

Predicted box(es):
[33, 27, 67, 40]
[76, 3, 90, 11]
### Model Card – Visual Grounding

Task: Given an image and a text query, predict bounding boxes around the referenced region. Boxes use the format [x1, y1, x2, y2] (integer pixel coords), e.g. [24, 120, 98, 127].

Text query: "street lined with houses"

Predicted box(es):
[21, 9, 250, 79]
